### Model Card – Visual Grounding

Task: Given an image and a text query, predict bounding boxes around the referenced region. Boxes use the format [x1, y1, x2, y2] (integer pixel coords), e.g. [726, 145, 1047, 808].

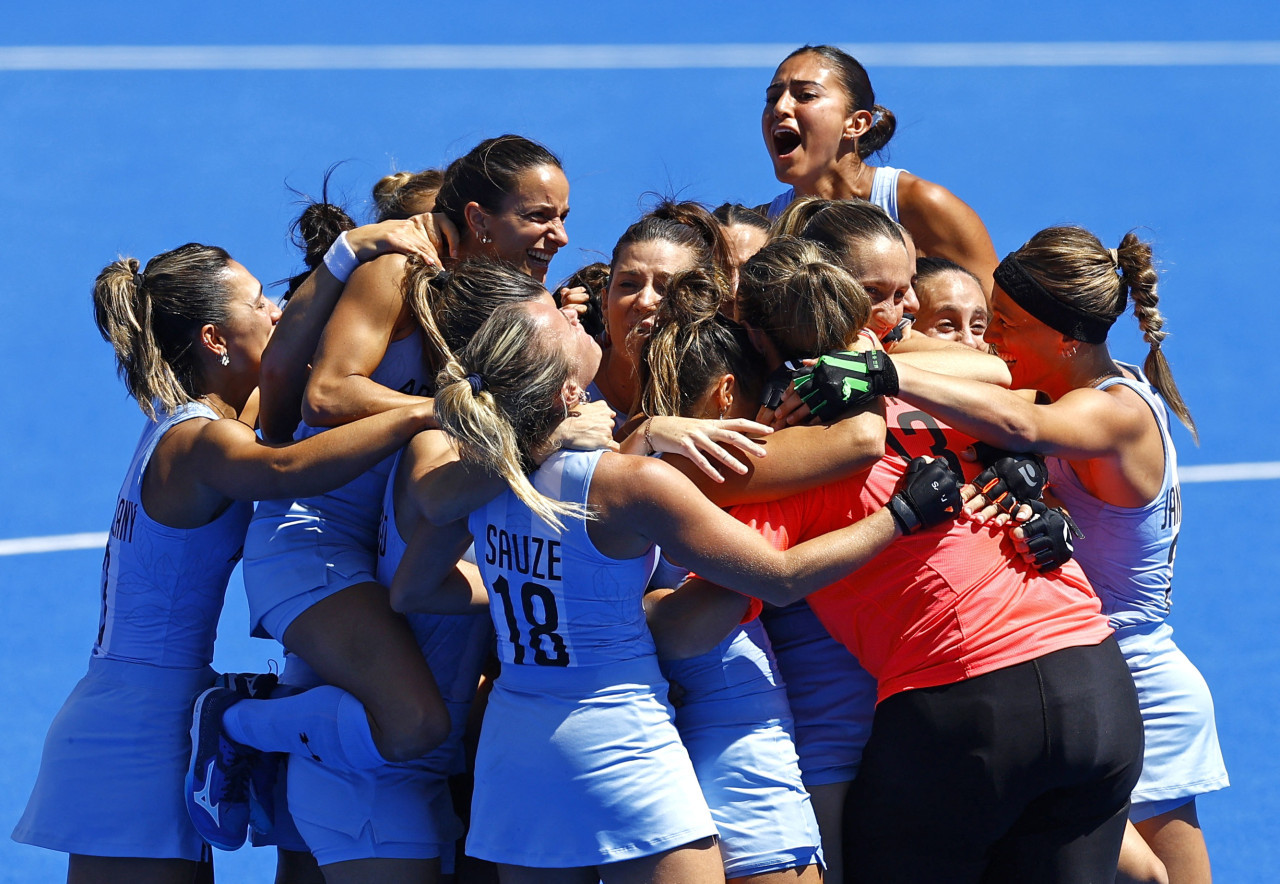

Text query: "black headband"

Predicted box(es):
[993, 254, 1117, 344]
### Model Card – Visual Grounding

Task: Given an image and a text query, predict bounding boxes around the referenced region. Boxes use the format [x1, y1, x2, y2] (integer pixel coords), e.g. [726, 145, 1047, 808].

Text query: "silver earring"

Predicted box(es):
[480, 233, 492, 245]
[220, 352, 230, 367]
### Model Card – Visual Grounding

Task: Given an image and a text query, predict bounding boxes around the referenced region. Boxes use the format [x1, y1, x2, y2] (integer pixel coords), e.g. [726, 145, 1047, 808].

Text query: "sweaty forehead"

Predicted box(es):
[507, 165, 569, 207]
[771, 54, 837, 87]
[615, 239, 698, 275]
[523, 296, 564, 328]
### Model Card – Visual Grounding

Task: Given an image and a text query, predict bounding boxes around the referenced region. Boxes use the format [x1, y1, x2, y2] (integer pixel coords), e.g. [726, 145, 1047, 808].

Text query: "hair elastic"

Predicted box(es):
[993, 254, 1117, 344]
[466, 373, 484, 394]
[133, 270, 146, 291]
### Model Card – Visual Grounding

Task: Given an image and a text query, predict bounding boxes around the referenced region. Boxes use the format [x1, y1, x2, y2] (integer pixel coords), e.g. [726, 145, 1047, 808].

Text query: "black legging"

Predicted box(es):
[843, 637, 1143, 884]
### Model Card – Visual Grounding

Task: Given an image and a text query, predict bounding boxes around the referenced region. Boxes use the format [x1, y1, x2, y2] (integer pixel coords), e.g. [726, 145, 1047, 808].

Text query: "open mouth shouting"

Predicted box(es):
[771, 126, 802, 160]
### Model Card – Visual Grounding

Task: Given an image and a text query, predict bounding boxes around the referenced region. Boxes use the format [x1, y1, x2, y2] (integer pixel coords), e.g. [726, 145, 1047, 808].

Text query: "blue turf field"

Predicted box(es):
[4, 3, 1280, 880]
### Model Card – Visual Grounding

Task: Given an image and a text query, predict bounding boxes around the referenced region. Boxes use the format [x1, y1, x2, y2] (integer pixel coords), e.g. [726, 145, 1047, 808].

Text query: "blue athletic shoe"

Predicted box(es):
[246, 747, 281, 838]
[213, 670, 287, 838]
[186, 686, 258, 850]
[215, 670, 279, 700]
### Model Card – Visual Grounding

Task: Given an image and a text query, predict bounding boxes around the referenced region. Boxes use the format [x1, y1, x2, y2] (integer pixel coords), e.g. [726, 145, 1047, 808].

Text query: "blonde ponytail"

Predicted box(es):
[92, 244, 232, 418]
[433, 301, 589, 530]
[404, 257, 551, 374]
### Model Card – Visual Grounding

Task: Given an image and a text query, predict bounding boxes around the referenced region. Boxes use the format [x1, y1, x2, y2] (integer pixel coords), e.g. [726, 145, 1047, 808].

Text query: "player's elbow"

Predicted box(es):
[301, 373, 349, 428]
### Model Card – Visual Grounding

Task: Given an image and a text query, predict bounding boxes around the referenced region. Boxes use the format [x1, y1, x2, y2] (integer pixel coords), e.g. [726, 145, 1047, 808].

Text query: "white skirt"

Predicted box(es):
[466, 656, 716, 868]
[1118, 622, 1229, 809]
[13, 657, 215, 860]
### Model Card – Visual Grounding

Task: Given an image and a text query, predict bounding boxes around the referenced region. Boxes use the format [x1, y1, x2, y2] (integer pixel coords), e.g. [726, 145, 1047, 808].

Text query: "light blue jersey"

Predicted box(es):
[464, 449, 714, 867]
[14, 402, 247, 860]
[378, 449, 492, 770]
[1047, 364, 1227, 808]
[97, 402, 251, 669]
[1047, 365, 1180, 632]
[765, 165, 905, 222]
[244, 331, 430, 640]
[468, 448, 659, 667]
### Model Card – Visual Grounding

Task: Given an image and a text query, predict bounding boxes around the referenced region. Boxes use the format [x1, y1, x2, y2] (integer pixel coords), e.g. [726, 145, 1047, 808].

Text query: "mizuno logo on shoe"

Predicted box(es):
[193, 759, 220, 823]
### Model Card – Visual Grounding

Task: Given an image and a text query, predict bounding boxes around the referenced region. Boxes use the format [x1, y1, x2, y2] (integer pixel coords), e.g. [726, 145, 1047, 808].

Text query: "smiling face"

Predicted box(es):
[525, 295, 602, 401]
[605, 239, 700, 359]
[845, 235, 913, 338]
[913, 270, 990, 351]
[473, 164, 570, 283]
[762, 52, 867, 192]
[216, 260, 281, 376]
[985, 285, 1072, 389]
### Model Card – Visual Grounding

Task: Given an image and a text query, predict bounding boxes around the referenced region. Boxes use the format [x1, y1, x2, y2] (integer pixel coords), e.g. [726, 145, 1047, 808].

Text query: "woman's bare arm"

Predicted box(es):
[892, 362, 1149, 460]
[390, 518, 488, 615]
[663, 405, 886, 506]
[303, 253, 428, 427]
[259, 218, 444, 441]
[897, 173, 999, 295]
[589, 453, 900, 607]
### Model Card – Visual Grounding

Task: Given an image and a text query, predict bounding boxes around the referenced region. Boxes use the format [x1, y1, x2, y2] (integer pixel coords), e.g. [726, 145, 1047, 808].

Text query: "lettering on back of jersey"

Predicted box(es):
[1161, 483, 1182, 531]
[397, 379, 432, 396]
[110, 498, 139, 543]
[484, 525, 562, 581]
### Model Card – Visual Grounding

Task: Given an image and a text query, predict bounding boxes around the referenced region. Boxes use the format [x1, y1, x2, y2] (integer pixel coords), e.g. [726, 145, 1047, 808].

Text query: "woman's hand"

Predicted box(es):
[761, 336, 888, 428]
[641, 415, 773, 483]
[532, 399, 620, 464]
[557, 285, 591, 318]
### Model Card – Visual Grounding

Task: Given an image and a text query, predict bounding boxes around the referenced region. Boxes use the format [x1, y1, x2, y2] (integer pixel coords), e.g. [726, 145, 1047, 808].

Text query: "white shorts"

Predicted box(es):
[288, 753, 458, 866]
[243, 500, 379, 642]
[12, 658, 215, 860]
[280, 616, 489, 867]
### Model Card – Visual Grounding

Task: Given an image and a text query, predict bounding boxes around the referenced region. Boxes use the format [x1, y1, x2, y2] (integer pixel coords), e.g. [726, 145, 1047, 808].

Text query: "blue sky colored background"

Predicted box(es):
[3, 3, 1279, 880]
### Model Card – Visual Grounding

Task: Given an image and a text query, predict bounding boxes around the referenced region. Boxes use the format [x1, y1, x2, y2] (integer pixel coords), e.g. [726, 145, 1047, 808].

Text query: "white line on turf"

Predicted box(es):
[1, 461, 1277, 555]
[2, 42, 1280, 71]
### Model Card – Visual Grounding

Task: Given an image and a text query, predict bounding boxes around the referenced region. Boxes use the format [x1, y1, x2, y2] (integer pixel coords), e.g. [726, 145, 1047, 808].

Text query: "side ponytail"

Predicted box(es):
[433, 302, 589, 530]
[1011, 226, 1197, 442]
[1116, 232, 1198, 441]
[638, 268, 763, 419]
[92, 244, 233, 418]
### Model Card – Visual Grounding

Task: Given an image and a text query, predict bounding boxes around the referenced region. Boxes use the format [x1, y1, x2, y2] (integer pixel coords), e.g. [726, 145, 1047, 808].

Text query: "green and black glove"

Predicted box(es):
[792, 350, 898, 419]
